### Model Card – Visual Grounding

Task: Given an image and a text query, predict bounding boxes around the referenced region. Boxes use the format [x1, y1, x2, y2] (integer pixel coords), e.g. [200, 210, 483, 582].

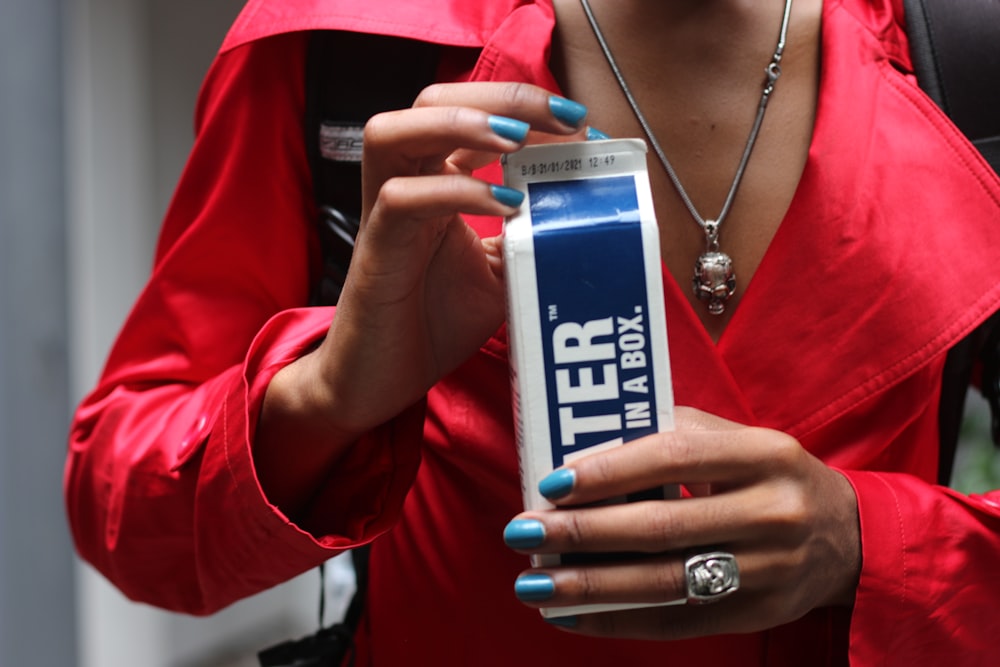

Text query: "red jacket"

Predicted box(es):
[66, 0, 1000, 664]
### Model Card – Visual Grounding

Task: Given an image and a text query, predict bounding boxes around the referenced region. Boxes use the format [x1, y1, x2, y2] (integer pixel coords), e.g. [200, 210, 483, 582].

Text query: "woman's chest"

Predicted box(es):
[547, 0, 823, 338]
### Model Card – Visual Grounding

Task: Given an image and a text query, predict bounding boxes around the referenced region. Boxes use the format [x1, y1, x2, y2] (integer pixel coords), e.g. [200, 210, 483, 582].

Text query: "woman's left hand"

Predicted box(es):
[503, 406, 861, 640]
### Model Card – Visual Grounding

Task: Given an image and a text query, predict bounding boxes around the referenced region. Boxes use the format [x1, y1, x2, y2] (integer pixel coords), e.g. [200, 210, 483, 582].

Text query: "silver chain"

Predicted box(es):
[579, 0, 793, 238]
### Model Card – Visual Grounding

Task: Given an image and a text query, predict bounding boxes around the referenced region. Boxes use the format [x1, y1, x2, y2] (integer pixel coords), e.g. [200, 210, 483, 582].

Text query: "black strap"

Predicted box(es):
[904, 0, 1000, 483]
[304, 28, 438, 658]
[904, 0, 1000, 173]
[305, 31, 440, 305]
[260, 32, 439, 667]
[342, 545, 371, 633]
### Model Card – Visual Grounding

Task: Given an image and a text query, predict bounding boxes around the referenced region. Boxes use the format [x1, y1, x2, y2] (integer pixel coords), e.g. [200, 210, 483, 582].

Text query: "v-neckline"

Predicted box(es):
[540, 0, 826, 348]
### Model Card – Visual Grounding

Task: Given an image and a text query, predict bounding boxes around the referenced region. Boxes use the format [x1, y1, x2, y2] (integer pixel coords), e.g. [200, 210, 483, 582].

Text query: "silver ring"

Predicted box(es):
[684, 551, 740, 605]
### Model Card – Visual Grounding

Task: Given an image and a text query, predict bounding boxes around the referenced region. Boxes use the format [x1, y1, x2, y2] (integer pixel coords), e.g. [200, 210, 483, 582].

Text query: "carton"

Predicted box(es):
[502, 139, 679, 617]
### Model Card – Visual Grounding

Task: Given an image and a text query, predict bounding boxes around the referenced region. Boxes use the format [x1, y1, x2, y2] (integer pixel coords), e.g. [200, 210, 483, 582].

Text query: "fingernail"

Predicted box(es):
[545, 615, 579, 628]
[538, 468, 575, 500]
[515, 574, 556, 602]
[503, 519, 546, 549]
[586, 126, 610, 140]
[488, 115, 530, 143]
[490, 185, 525, 208]
[549, 96, 588, 127]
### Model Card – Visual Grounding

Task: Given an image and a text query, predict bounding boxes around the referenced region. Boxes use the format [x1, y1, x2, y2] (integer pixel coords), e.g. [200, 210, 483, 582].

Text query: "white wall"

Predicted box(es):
[65, 1, 336, 664]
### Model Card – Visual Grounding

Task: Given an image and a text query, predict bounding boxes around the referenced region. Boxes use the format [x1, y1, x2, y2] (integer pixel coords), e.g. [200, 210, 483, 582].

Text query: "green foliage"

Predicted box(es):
[951, 393, 1000, 494]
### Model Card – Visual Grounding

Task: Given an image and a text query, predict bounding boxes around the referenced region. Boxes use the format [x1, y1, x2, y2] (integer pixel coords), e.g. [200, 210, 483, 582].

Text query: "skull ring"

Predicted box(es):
[684, 551, 740, 604]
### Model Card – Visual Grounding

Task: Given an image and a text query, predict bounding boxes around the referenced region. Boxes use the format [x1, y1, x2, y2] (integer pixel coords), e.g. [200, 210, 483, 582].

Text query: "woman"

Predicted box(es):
[66, 0, 1000, 664]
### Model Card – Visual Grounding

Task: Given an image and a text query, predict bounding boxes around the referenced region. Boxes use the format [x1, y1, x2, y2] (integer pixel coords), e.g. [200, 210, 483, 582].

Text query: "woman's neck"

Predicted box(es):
[549, 0, 822, 339]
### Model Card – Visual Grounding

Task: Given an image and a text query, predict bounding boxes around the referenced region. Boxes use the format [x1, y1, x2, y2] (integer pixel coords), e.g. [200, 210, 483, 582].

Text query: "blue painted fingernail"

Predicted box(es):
[545, 615, 579, 628]
[549, 96, 588, 127]
[515, 574, 556, 602]
[586, 126, 610, 140]
[488, 115, 530, 143]
[538, 468, 575, 500]
[491, 185, 525, 208]
[504, 519, 546, 549]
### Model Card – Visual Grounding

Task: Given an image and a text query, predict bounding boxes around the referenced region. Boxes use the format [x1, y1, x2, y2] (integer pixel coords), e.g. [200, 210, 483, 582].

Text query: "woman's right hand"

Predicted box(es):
[257, 83, 588, 513]
[315, 83, 589, 436]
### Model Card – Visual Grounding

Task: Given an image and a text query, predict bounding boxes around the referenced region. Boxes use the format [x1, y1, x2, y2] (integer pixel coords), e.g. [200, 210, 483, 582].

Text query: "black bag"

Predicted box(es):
[257, 548, 371, 666]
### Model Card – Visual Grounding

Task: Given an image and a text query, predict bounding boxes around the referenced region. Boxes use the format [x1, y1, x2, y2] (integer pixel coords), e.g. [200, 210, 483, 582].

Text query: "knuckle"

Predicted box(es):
[413, 82, 447, 107]
[767, 482, 812, 536]
[650, 561, 688, 603]
[574, 566, 601, 602]
[764, 429, 803, 468]
[376, 177, 408, 210]
[660, 430, 704, 471]
[444, 105, 471, 133]
[595, 612, 621, 637]
[563, 512, 588, 550]
[642, 504, 680, 550]
[499, 81, 538, 112]
[586, 451, 619, 487]
[363, 112, 392, 147]
[656, 606, 678, 638]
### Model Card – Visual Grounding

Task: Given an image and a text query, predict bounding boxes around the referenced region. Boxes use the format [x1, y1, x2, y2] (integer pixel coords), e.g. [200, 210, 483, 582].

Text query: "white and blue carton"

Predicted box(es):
[502, 138, 679, 617]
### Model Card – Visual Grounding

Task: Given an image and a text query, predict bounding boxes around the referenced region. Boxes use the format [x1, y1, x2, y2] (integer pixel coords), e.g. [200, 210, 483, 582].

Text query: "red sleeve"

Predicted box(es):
[64, 31, 422, 615]
[842, 470, 1000, 663]
[838, 4, 1000, 659]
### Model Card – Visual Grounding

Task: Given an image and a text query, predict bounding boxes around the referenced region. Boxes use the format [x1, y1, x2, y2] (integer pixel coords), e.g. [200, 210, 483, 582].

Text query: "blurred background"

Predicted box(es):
[1, 0, 997, 665]
[1, 1, 349, 665]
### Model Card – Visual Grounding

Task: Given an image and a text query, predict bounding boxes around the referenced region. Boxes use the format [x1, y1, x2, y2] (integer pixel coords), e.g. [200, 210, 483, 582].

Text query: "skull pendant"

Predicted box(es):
[692, 251, 736, 315]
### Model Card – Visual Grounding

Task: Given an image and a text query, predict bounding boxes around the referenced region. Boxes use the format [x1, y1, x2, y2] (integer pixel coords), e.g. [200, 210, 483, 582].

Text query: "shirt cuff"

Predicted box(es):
[199, 307, 424, 590]
[842, 469, 1000, 664]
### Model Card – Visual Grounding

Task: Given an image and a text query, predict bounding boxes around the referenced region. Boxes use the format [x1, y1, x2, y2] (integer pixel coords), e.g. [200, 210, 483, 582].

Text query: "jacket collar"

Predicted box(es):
[220, 0, 537, 53]
[669, 0, 1000, 440]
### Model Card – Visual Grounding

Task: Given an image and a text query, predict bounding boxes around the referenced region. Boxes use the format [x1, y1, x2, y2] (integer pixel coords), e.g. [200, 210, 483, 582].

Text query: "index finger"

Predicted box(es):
[413, 81, 589, 134]
[536, 422, 801, 506]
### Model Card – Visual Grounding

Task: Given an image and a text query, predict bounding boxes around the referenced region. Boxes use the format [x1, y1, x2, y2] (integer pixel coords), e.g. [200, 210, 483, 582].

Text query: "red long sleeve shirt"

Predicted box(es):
[66, 0, 1000, 664]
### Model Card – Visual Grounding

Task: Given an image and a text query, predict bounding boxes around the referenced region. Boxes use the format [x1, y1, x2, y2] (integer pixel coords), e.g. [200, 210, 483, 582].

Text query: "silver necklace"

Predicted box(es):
[579, 0, 793, 315]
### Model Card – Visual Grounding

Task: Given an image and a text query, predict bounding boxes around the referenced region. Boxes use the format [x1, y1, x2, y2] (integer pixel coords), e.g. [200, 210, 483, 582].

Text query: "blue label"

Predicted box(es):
[530, 175, 659, 467]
